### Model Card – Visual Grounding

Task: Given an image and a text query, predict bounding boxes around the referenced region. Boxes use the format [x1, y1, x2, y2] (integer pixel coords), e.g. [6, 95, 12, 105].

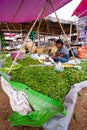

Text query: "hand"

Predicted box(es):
[59, 53, 64, 57]
[51, 56, 57, 59]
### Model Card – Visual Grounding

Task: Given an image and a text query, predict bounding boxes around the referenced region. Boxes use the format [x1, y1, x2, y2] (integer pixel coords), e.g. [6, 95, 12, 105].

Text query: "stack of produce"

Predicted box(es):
[0, 53, 87, 103]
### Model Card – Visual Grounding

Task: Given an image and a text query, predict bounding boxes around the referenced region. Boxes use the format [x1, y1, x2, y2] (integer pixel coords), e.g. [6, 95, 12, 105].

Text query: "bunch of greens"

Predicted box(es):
[11, 60, 87, 103]
[17, 56, 39, 67]
[0, 51, 8, 59]
[0, 55, 39, 73]
[1, 52, 87, 103]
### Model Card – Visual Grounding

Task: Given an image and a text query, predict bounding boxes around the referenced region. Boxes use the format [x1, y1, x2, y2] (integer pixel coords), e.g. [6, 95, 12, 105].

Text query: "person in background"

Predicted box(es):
[29, 31, 35, 41]
[78, 38, 85, 45]
[53, 39, 69, 63]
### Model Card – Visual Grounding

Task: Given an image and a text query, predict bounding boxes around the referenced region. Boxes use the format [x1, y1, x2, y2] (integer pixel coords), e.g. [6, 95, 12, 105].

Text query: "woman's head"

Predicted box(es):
[56, 39, 64, 48]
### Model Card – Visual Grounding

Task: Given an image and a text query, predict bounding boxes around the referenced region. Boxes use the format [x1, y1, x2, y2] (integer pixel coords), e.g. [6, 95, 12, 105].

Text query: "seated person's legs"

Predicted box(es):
[69, 49, 78, 57]
[54, 56, 68, 63]
[54, 54, 69, 63]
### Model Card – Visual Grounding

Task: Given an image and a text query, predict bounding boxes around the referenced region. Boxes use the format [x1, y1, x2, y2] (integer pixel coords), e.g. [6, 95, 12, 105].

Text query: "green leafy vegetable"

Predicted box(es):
[1, 53, 87, 103]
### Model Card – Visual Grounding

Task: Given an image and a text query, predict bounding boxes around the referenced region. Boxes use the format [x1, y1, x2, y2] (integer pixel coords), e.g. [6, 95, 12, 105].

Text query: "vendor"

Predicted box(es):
[53, 39, 69, 63]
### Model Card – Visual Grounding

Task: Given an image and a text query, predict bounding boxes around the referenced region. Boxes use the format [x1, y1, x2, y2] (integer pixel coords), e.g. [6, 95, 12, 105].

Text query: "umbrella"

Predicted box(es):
[0, 0, 71, 23]
[72, 0, 87, 17]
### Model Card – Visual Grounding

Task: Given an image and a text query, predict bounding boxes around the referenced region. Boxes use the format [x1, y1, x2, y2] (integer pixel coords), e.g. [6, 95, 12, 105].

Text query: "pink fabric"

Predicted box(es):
[0, 0, 71, 23]
[4, 33, 16, 37]
[72, 0, 87, 17]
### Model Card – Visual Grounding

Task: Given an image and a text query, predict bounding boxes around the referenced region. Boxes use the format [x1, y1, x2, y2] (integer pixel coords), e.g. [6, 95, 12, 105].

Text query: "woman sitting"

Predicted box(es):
[53, 39, 69, 63]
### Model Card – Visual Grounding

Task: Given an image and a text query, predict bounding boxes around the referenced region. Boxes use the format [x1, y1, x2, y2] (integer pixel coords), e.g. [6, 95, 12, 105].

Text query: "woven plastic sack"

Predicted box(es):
[78, 46, 87, 59]
[1, 76, 66, 127]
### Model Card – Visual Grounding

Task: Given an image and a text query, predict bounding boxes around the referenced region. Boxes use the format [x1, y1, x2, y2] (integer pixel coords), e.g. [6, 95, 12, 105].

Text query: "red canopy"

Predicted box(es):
[0, 0, 71, 23]
[72, 0, 87, 17]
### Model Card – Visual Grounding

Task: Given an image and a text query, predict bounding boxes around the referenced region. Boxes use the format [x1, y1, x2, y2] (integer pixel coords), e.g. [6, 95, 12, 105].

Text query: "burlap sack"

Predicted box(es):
[25, 41, 37, 54]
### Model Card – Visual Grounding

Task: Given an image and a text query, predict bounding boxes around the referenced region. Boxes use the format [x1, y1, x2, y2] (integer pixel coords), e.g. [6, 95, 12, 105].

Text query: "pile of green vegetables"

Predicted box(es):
[11, 61, 87, 103]
[0, 53, 87, 103]
[0, 54, 39, 73]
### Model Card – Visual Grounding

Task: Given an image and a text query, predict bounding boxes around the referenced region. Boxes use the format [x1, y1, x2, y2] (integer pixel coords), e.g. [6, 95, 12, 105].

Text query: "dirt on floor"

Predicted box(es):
[69, 88, 87, 130]
[0, 84, 44, 130]
[0, 82, 87, 130]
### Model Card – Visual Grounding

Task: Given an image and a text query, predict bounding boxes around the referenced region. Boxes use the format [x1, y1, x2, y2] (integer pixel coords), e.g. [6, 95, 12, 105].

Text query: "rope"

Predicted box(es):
[7, 0, 48, 74]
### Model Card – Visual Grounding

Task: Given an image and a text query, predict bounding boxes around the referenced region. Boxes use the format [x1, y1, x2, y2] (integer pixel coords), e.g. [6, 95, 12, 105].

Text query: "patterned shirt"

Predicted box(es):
[57, 45, 69, 55]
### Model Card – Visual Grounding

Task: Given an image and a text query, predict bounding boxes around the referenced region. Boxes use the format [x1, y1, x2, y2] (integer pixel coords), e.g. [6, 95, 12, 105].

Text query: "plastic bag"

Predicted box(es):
[1, 76, 66, 127]
[74, 65, 82, 70]
[54, 62, 64, 72]
[78, 46, 87, 59]
[1, 76, 32, 115]
[30, 53, 39, 60]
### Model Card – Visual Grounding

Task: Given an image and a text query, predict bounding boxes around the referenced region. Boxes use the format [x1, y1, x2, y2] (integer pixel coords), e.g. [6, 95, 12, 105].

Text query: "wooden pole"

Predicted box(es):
[70, 22, 72, 43]
[8, 2, 47, 75]
[37, 20, 42, 47]
[48, 1, 75, 58]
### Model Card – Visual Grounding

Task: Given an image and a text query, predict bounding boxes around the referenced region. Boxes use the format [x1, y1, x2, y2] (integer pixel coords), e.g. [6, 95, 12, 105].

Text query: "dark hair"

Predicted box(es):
[56, 39, 64, 45]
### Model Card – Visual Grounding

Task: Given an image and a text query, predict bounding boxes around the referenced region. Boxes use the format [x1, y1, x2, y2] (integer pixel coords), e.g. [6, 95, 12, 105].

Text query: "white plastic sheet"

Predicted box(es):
[1, 76, 32, 115]
[64, 59, 81, 65]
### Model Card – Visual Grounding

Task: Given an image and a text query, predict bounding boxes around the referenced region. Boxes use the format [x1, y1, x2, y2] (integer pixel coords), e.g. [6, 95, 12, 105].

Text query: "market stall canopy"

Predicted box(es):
[72, 0, 87, 17]
[0, 0, 71, 23]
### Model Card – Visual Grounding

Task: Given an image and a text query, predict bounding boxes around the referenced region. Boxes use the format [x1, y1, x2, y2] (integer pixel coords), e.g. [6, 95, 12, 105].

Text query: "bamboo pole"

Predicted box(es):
[48, 1, 75, 58]
[37, 20, 42, 47]
[70, 22, 72, 43]
[8, 1, 47, 75]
